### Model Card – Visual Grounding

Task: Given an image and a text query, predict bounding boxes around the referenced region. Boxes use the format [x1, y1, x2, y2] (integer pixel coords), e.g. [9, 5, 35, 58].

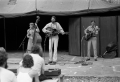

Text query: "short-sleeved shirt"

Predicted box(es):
[0, 67, 17, 82]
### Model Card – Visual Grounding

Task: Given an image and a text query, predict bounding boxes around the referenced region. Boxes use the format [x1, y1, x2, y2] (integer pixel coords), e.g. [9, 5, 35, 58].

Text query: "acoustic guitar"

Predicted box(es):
[84, 26, 99, 41]
[84, 31, 94, 41]
[46, 27, 68, 37]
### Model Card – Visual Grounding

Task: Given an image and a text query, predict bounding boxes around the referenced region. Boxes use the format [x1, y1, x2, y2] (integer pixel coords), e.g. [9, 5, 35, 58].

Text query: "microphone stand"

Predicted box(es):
[43, 34, 49, 61]
[74, 36, 85, 63]
[74, 35, 89, 66]
[43, 34, 52, 65]
[18, 35, 27, 53]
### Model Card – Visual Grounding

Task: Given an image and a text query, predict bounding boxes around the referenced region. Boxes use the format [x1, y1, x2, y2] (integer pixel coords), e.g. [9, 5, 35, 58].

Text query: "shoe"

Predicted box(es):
[86, 58, 90, 61]
[51, 61, 56, 65]
[94, 59, 97, 61]
[48, 61, 53, 64]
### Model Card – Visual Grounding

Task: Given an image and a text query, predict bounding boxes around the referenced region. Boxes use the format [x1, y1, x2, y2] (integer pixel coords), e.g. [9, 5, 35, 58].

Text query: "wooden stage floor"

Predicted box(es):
[7, 52, 120, 77]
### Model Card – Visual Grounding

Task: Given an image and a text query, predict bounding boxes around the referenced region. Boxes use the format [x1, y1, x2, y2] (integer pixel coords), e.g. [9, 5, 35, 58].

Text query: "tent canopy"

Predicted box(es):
[0, 0, 120, 16]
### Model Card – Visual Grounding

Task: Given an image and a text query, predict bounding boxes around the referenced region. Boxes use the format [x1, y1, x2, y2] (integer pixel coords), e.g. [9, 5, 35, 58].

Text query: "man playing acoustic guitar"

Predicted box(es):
[84, 20, 100, 61]
[42, 16, 65, 65]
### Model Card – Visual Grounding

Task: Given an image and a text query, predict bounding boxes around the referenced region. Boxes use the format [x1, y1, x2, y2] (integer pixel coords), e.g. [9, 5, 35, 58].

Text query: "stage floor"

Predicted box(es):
[7, 52, 120, 77]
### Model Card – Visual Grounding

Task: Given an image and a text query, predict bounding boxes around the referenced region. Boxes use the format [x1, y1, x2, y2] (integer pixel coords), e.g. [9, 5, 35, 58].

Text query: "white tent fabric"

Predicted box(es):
[89, 0, 119, 9]
[37, 0, 89, 12]
[0, 0, 36, 14]
[37, 0, 119, 12]
[0, 0, 119, 16]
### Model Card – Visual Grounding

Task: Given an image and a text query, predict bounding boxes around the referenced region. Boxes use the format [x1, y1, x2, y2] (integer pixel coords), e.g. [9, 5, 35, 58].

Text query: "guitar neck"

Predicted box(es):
[64, 32, 68, 35]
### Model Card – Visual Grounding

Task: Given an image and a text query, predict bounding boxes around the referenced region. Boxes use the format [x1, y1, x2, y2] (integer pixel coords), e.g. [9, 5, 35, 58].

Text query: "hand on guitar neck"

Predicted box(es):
[61, 32, 68, 35]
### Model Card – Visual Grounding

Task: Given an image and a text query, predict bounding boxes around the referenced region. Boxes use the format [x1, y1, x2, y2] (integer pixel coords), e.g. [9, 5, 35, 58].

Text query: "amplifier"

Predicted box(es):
[44, 68, 61, 76]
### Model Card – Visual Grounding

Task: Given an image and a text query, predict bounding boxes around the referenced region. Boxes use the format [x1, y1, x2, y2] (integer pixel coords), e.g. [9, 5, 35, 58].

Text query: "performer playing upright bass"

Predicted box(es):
[42, 16, 65, 65]
[27, 16, 42, 53]
[84, 20, 100, 61]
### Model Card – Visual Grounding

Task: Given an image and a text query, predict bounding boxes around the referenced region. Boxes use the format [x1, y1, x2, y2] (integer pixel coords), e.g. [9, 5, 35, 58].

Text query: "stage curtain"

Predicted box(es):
[118, 16, 120, 57]
[69, 18, 80, 56]
[81, 17, 99, 57]
[0, 18, 5, 48]
[100, 16, 117, 56]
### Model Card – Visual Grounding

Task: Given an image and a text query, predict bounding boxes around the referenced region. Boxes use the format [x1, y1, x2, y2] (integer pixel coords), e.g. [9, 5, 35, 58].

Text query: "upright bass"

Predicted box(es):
[32, 16, 42, 45]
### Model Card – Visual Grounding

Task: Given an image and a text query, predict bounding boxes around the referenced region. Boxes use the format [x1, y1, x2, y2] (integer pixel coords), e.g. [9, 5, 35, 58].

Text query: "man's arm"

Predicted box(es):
[95, 26, 100, 34]
[84, 26, 89, 35]
[27, 29, 33, 39]
[96, 26, 100, 31]
[42, 23, 51, 33]
[27, 29, 30, 38]
[35, 23, 40, 32]
[57, 22, 64, 34]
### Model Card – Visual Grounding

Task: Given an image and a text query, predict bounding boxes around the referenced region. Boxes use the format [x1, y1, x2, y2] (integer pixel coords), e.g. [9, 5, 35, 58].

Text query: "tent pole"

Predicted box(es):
[88, 0, 91, 9]
[3, 17, 6, 50]
[35, 0, 37, 12]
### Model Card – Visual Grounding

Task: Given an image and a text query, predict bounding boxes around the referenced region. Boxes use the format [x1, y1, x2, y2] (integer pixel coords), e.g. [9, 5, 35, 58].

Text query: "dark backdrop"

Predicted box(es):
[118, 16, 120, 57]
[0, 15, 69, 52]
[100, 16, 117, 56]
[69, 17, 80, 56]
[0, 18, 5, 48]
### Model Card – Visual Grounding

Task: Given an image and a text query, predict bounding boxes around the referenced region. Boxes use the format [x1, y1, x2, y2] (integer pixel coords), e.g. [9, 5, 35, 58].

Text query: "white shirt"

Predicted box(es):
[84, 25, 100, 35]
[0, 67, 17, 82]
[17, 72, 32, 82]
[42, 22, 64, 34]
[30, 53, 45, 76]
[19, 53, 45, 76]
